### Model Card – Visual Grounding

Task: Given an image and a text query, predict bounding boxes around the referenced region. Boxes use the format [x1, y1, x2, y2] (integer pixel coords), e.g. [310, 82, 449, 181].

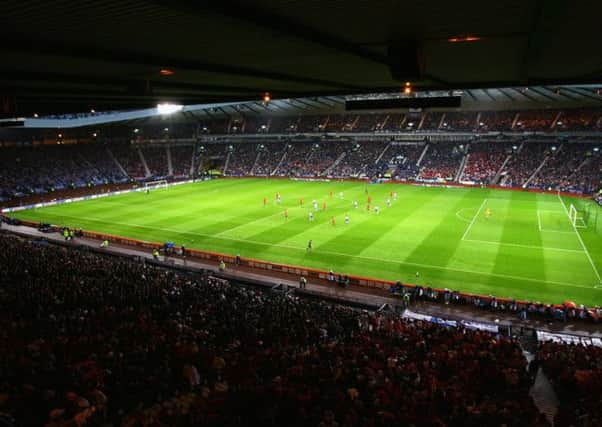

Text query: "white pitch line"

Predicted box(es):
[461, 198, 488, 241]
[34, 211, 594, 291]
[557, 193, 602, 284]
[537, 210, 542, 231]
[462, 238, 584, 254]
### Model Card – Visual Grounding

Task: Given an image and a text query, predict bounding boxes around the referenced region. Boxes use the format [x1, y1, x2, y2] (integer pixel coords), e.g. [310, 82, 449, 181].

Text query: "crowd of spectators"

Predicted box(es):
[418, 143, 464, 181]
[442, 112, 477, 131]
[141, 146, 168, 177]
[251, 143, 288, 176]
[514, 110, 555, 132]
[500, 143, 548, 187]
[110, 144, 147, 179]
[477, 111, 516, 132]
[274, 142, 314, 176]
[0, 144, 127, 202]
[225, 144, 258, 176]
[329, 141, 388, 178]
[556, 110, 602, 131]
[461, 142, 511, 184]
[381, 144, 423, 180]
[535, 342, 602, 427]
[170, 145, 193, 177]
[0, 138, 599, 203]
[0, 233, 552, 427]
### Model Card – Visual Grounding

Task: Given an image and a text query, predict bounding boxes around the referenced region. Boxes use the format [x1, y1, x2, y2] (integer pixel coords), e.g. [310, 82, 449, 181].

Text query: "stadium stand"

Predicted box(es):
[461, 142, 512, 184]
[110, 144, 147, 179]
[0, 109, 600, 204]
[536, 342, 602, 427]
[170, 145, 194, 177]
[500, 143, 548, 187]
[224, 143, 257, 176]
[141, 146, 168, 177]
[0, 233, 552, 427]
[417, 143, 465, 181]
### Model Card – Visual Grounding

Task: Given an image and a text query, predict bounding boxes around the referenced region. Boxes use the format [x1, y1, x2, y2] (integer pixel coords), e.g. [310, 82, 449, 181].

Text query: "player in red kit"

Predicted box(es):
[284, 208, 288, 220]
[368, 195, 372, 204]
[330, 216, 335, 226]
[323, 202, 327, 210]
[299, 197, 304, 205]
[366, 203, 371, 211]
[263, 197, 267, 206]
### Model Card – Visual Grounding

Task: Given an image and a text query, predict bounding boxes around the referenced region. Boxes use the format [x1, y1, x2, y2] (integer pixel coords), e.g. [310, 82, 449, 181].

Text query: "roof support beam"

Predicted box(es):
[0, 39, 358, 91]
[162, 0, 390, 67]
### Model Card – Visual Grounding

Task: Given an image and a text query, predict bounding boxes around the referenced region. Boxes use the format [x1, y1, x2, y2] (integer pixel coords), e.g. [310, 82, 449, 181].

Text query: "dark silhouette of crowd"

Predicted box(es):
[535, 342, 602, 427]
[0, 233, 554, 427]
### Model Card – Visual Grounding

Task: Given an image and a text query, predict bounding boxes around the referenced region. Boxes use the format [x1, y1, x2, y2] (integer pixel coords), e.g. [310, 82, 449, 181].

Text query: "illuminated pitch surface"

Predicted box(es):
[12, 179, 602, 306]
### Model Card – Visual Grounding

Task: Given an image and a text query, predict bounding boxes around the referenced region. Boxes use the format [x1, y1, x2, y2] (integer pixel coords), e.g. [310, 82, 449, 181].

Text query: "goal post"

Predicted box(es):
[144, 179, 169, 190]
[568, 203, 587, 228]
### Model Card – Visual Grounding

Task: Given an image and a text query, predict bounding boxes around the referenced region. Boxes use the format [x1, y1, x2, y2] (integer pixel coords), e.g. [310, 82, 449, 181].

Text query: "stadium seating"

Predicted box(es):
[418, 143, 464, 181]
[0, 109, 601, 203]
[461, 142, 512, 184]
[0, 144, 127, 202]
[0, 233, 551, 427]
[224, 143, 257, 176]
[171, 145, 194, 177]
[536, 342, 602, 427]
[142, 146, 168, 177]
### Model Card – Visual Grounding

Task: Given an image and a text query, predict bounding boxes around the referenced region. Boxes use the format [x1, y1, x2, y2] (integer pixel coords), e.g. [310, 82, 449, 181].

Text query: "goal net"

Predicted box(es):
[144, 179, 169, 190]
[569, 204, 587, 228]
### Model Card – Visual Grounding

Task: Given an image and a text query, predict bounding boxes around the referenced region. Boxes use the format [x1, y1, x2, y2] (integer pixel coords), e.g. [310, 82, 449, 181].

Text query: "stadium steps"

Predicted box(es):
[250, 150, 261, 174]
[569, 157, 591, 180]
[271, 147, 288, 176]
[418, 112, 427, 130]
[189, 144, 196, 176]
[529, 368, 559, 426]
[551, 111, 562, 130]
[455, 149, 469, 182]
[166, 146, 173, 176]
[494, 154, 512, 183]
[322, 152, 346, 176]
[374, 142, 391, 164]
[106, 147, 129, 178]
[438, 112, 446, 129]
[137, 148, 151, 178]
[416, 143, 430, 167]
[523, 155, 549, 187]
[511, 112, 520, 129]
[223, 151, 232, 175]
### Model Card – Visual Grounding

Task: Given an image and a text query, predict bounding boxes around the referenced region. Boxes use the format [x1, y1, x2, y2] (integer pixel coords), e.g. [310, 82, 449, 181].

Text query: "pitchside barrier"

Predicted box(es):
[12, 216, 585, 311]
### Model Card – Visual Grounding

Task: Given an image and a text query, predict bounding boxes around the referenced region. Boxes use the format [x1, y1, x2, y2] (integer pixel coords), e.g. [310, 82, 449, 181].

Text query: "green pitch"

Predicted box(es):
[11, 178, 602, 306]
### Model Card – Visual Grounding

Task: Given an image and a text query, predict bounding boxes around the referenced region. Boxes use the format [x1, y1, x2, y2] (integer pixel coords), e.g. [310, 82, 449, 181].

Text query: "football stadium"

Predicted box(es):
[0, 1, 601, 426]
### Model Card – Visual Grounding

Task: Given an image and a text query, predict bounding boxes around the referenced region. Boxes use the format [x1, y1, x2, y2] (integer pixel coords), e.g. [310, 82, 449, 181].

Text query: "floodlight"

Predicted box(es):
[157, 103, 183, 115]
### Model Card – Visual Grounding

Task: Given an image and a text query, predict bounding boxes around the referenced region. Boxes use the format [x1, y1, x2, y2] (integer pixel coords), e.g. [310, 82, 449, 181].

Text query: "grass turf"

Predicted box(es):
[11, 178, 602, 306]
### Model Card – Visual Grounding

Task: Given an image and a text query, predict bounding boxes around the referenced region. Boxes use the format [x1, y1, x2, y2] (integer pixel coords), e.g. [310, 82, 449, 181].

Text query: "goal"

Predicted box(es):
[144, 179, 169, 190]
[568, 204, 587, 228]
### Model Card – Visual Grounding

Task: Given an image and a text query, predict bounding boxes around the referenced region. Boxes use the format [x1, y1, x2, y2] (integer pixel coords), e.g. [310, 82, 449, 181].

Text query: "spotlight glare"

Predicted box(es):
[157, 103, 183, 115]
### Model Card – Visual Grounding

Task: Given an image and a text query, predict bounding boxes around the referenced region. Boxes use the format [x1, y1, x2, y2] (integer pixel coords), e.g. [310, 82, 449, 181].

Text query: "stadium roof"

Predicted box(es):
[1, 0, 602, 117]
